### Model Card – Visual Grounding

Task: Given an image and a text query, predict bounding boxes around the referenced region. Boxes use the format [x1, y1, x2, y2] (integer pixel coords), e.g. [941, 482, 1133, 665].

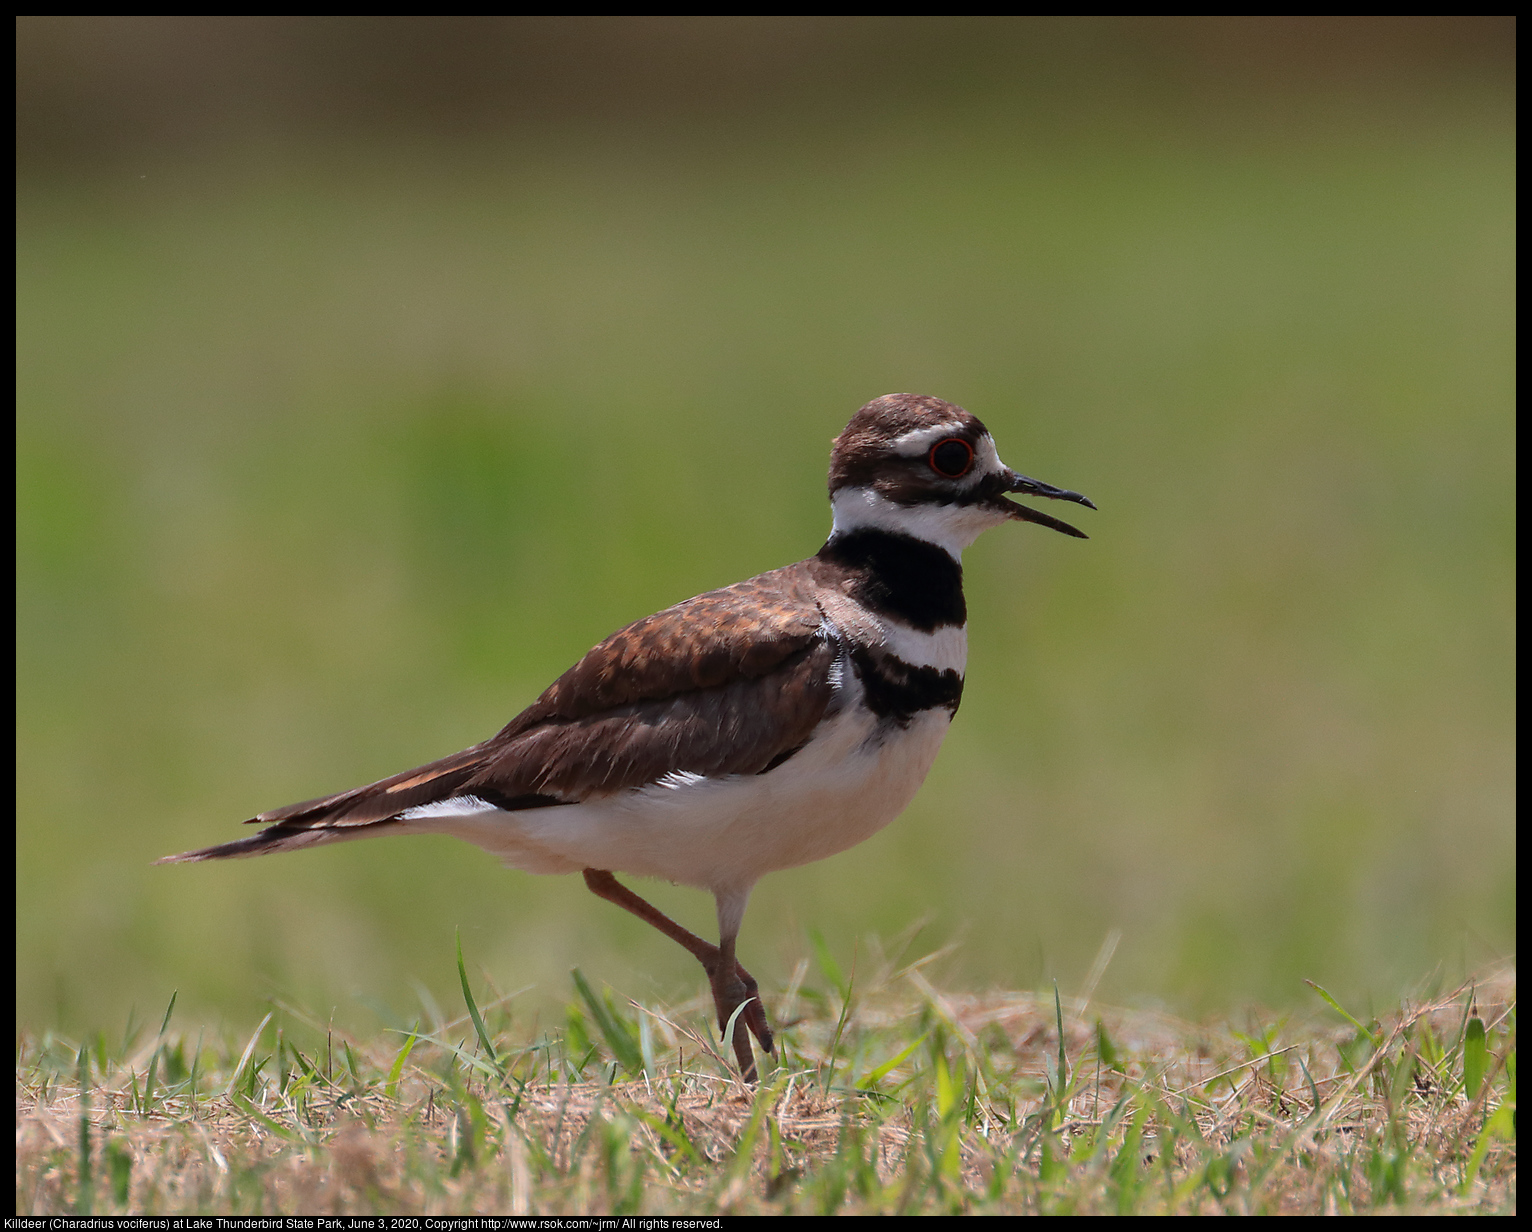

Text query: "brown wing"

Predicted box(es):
[502, 561, 827, 727]
[157, 561, 837, 863]
[463, 635, 839, 799]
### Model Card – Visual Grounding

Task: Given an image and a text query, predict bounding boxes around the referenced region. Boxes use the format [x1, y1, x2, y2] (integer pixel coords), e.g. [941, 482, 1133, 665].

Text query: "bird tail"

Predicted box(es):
[154, 741, 499, 866]
[154, 818, 403, 864]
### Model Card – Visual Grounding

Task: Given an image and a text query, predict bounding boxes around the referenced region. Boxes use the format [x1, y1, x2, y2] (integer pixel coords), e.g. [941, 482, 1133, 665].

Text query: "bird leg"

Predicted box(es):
[582, 868, 773, 1080]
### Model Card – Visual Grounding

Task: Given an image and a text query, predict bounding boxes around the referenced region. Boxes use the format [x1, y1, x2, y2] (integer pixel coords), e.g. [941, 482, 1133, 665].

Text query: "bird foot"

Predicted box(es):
[705, 957, 774, 1081]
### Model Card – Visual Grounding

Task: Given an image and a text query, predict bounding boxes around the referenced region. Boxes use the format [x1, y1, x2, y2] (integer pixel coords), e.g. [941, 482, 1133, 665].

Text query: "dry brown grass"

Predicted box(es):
[17, 960, 1515, 1214]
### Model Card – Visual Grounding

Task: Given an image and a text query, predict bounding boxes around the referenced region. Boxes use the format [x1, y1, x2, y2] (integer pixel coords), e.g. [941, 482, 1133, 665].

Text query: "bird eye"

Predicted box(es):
[928, 437, 974, 478]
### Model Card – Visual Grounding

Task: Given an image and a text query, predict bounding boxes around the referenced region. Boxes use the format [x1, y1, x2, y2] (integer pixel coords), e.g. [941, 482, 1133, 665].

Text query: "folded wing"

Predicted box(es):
[158, 562, 840, 863]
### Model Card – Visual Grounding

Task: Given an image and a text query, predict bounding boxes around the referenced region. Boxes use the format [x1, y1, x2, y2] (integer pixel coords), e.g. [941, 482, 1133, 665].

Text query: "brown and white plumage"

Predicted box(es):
[160, 393, 1094, 1079]
[162, 564, 839, 860]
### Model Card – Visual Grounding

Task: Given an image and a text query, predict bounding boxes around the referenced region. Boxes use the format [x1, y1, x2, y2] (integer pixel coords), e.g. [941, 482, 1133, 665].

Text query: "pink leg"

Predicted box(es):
[582, 868, 773, 1080]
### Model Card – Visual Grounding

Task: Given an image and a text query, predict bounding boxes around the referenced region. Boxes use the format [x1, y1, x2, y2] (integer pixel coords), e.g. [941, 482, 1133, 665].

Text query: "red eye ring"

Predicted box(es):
[928, 437, 974, 479]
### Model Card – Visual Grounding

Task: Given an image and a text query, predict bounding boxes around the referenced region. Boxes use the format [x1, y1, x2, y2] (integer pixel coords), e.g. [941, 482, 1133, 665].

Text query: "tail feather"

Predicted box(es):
[157, 742, 502, 866]
[156, 819, 404, 864]
[249, 745, 493, 829]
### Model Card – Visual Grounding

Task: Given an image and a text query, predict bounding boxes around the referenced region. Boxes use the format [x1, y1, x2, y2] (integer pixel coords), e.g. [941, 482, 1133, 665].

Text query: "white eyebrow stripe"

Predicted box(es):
[970, 433, 1006, 479]
[890, 426, 1007, 485]
[889, 422, 971, 457]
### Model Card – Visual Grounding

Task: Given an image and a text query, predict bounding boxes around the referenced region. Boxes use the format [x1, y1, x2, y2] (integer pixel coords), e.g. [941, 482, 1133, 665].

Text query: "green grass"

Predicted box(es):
[15, 948, 1515, 1214]
[17, 87, 1513, 1032]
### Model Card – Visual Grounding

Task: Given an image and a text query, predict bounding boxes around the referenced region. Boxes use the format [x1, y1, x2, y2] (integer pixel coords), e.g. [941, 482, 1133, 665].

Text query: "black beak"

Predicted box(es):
[1003, 470, 1096, 539]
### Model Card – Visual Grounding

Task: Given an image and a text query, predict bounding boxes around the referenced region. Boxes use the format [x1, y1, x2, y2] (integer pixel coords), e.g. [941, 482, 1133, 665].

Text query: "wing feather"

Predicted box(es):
[158, 561, 838, 863]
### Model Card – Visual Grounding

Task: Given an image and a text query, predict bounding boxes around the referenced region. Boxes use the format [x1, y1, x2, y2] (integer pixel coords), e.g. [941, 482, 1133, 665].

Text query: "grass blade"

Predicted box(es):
[572, 968, 643, 1077]
[157, 990, 178, 1039]
[808, 928, 847, 1000]
[456, 929, 503, 1079]
[1462, 1013, 1487, 1101]
[720, 999, 754, 1076]
[859, 1033, 929, 1090]
[75, 1047, 91, 1215]
[223, 1012, 273, 1100]
[387, 1031, 419, 1103]
[1052, 980, 1070, 1125]
[1305, 979, 1381, 1043]
[822, 956, 857, 1093]
[1459, 1099, 1514, 1197]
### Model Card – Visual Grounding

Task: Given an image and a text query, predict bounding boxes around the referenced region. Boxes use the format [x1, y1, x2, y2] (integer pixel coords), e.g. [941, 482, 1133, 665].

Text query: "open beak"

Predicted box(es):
[1002, 469, 1096, 539]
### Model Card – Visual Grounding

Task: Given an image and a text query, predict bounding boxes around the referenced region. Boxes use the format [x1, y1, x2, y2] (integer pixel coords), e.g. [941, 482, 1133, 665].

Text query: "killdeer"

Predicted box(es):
[160, 393, 1093, 1080]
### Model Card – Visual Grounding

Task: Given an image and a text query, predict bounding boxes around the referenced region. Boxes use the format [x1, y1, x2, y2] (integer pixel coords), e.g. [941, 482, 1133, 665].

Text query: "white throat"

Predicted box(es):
[828, 487, 1011, 560]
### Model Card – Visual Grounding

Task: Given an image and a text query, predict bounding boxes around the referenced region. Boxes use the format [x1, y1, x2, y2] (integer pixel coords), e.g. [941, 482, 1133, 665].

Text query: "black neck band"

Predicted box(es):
[817, 529, 966, 631]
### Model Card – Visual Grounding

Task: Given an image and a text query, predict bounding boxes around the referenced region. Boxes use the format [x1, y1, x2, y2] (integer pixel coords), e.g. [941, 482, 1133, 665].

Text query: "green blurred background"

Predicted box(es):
[17, 17, 1514, 1036]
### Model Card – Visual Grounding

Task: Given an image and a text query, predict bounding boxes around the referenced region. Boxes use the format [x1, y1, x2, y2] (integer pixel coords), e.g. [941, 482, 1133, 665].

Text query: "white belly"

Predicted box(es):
[410, 704, 954, 897]
[407, 620, 967, 897]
